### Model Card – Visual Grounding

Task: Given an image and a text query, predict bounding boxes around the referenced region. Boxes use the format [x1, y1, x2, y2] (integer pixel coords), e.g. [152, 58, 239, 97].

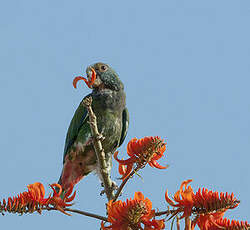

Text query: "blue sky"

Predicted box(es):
[0, 0, 249, 229]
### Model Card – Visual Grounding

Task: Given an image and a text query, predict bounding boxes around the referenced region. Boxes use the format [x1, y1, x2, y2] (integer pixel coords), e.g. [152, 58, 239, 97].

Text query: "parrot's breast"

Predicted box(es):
[92, 89, 125, 152]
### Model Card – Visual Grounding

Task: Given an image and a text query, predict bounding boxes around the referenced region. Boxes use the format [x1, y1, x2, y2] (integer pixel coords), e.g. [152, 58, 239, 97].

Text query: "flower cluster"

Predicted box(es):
[0, 182, 76, 216]
[101, 192, 165, 230]
[165, 179, 195, 218]
[47, 183, 76, 216]
[193, 187, 239, 214]
[73, 67, 96, 89]
[165, 180, 247, 230]
[114, 136, 167, 180]
[200, 217, 250, 230]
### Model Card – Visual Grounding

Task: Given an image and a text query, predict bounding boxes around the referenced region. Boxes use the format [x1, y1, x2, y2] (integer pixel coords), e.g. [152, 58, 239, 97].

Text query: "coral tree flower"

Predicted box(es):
[48, 183, 76, 216]
[114, 136, 167, 180]
[73, 67, 96, 89]
[201, 217, 250, 230]
[101, 192, 165, 230]
[165, 179, 194, 218]
[165, 180, 241, 229]
[0, 182, 76, 216]
[194, 211, 226, 230]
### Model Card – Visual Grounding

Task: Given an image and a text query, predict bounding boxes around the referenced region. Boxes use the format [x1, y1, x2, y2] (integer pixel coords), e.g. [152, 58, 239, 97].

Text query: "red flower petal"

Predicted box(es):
[114, 151, 137, 165]
[148, 160, 167, 169]
[73, 76, 89, 89]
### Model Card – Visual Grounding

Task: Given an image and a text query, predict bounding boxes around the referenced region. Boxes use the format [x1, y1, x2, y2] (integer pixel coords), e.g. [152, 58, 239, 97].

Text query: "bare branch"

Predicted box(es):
[113, 165, 142, 202]
[155, 209, 176, 217]
[82, 96, 115, 200]
[45, 207, 108, 221]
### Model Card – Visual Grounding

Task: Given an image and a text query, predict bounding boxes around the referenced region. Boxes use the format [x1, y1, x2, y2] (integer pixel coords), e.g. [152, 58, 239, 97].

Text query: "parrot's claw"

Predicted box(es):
[100, 189, 105, 196]
[100, 181, 118, 196]
[111, 181, 118, 190]
[89, 133, 105, 145]
[96, 133, 105, 142]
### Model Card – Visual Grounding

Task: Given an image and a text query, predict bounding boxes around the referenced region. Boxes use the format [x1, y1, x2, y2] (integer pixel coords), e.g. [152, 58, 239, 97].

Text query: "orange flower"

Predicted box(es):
[114, 136, 167, 180]
[193, 211, 225, 230]
[0, 182, 47, 214]
[165, 180, 240, 221]
[101, 192, 165, 230]
[0, 182, 76, 216]
[48, 183, 76, 216]
[191, 185, 239, 229]
[73, 67, 96, 89]
[201, 217, 250, 230]
[193, 187, 239, 214]
[165, 179, 194, 218]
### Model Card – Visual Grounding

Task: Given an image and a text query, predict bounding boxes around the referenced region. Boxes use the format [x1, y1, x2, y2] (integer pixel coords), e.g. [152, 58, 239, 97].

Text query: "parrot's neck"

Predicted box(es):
[92, 88, 126, 112]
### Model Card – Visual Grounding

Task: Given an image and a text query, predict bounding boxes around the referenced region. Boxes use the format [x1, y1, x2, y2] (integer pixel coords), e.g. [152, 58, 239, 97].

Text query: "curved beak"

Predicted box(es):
[86, 66, 102, 88]
[86, 66, 93, 82]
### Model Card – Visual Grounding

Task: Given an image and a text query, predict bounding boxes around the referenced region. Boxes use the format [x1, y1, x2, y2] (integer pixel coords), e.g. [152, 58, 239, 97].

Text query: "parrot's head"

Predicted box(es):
[86, 62, 123, 91]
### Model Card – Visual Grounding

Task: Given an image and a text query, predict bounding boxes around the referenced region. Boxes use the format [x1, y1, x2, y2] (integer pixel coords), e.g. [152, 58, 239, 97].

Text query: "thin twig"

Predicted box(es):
[155, 209, 176, 217]
[45, 207, 108, 221]
[185, 216, 191, 230]
[82, 96, 115, 200]
[113, 165, 141, 202]
[177, 216, 180, 230]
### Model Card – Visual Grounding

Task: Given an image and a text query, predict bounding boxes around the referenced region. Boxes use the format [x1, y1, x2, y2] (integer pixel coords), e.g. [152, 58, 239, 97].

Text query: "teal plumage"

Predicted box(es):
[58, 63, 129, 191]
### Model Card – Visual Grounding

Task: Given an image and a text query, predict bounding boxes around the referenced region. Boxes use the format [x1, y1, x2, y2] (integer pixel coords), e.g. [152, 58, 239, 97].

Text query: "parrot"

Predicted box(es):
[58, 62, 129, 193]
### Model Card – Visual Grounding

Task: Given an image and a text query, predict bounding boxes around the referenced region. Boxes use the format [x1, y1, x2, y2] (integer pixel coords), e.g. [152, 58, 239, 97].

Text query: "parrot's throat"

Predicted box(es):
[93, 83, 105, 91]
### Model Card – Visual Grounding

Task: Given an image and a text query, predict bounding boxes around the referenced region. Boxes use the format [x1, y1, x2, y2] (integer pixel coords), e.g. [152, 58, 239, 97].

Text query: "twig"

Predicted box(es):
[185, 216, 191, 230]
[177, 216, 180, 230]
[82, 96, 115, 200]
[45, 207, 108, 221]
[113, 165, 141, 202]
[155, 209, 177, 217]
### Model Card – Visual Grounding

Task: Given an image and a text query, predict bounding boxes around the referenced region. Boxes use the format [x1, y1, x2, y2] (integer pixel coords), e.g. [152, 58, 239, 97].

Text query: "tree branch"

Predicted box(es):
[45, 207, 108, 221]
[155, 209, 178, 217]
[82, 96, 115, 200]
[113, 165, 141, 202]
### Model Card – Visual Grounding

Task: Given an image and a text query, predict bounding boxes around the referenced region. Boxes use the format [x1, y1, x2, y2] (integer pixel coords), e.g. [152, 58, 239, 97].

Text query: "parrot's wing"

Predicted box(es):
[118, 107, 129, 147]
[63, 99, 88, 162]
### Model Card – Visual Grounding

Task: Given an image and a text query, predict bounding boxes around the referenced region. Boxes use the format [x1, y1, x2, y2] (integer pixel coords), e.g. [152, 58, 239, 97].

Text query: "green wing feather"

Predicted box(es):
[118, 107, 129, 147]
[63, 99, 89, 162]
[63, 100, 128, 162]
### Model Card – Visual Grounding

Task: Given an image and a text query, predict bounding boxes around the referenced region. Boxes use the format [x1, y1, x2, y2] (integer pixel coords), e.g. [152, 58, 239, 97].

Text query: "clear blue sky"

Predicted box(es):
[0, 0, 249, 229]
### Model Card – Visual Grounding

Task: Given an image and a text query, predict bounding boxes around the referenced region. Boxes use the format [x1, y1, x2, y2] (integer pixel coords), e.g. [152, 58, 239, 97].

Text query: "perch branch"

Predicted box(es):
[82, 96, 115, 200]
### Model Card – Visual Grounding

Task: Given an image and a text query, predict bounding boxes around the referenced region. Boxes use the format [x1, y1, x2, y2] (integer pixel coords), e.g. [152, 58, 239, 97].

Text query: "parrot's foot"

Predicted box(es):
[89, 133, 105, 145]
[100, 189, 105, 196]
[111, 181, 118, 190]
[100, 181, 118, 196]
[96, 132, 105, 142]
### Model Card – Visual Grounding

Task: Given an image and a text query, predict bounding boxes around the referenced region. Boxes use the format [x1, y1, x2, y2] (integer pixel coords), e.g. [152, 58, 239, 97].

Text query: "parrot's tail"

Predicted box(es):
[57, 155, 85, 198]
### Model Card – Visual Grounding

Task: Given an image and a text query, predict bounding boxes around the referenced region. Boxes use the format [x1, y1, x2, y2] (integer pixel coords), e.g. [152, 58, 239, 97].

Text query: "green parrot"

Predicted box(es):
[58, 62, 129, 192]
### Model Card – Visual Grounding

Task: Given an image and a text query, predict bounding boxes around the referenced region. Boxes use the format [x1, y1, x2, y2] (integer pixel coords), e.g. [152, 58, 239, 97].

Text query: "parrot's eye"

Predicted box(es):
[100, 65, 108, 72]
